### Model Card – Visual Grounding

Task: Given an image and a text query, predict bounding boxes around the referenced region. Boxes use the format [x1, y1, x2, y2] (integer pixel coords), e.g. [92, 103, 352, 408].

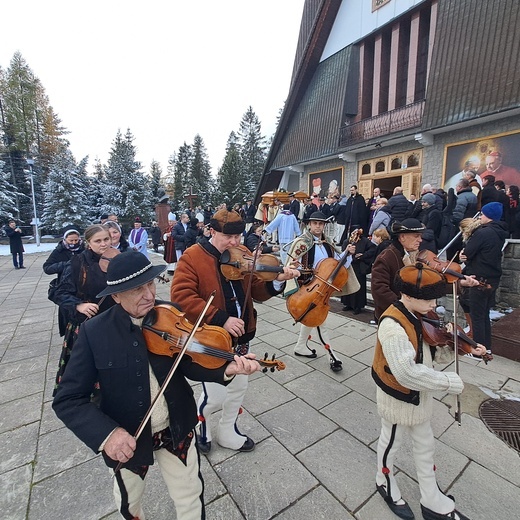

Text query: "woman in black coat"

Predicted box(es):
[43, 229, 85, 336]
[245, 222, 279, 254]
[340, 230, 376, 314]
[52, 225, 117, 394]
[103, 221, 130, 252]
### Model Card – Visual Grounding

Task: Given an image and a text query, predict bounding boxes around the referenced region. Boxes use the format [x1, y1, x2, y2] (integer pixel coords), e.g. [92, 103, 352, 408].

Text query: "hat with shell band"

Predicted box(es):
[209, 207, 246, 235]
[96, 251, 166, 297]
[390, 218, 426, 235]
[394, 263, 447, 300]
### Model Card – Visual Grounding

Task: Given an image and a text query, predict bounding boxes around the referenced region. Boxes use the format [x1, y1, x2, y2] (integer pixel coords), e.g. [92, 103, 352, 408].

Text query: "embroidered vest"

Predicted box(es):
[372, 302, 423, 405]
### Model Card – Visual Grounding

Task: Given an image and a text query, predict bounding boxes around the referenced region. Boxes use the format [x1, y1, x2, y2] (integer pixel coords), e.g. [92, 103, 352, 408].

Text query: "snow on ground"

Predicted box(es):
[0, 242, 58, 256]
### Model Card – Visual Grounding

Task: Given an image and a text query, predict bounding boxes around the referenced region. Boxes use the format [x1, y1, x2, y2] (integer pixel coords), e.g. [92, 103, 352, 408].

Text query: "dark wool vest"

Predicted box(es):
[372, 301, 424, 405]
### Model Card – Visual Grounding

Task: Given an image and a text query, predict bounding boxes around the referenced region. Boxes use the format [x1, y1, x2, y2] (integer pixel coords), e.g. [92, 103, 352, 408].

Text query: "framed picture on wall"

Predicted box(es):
[443, 130, 520, 191]
[308, 168, 343, 200]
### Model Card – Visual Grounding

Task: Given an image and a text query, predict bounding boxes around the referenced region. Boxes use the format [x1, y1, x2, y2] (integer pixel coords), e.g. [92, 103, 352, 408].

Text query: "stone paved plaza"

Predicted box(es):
[1, 250, 520, 519]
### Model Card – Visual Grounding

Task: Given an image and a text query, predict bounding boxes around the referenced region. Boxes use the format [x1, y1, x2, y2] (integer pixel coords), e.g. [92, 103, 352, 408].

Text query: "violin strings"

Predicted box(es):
[162, 332, 235, 361]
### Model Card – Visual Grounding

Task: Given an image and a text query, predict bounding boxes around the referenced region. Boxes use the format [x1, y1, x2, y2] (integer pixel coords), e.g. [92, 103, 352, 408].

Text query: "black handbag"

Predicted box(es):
[48, 278, 59, 303]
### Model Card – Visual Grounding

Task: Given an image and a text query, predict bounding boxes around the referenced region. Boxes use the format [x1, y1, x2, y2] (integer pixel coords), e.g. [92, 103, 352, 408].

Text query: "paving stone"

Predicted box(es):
[257, 398, 337, 454]
[447, 460, 520, 520]
[215, 437, 318, 520]
[243, 375, 296, 416]
[2, 343, 51, 364]
[0, 370, 45, 405]
[0, 393, 41, 434]
[297, 429, 377, 511]
[40, 400, 64, 435]
[336, 321, 377, 341]
[276, 485, 355, 519]
[259, 328, 300, 349]
[0, 355, 47, 381]
[0, 422, 39, 474]
[0, 464, 32, 520]
[321, 392, 380, 445]
[356, 471, 422, 520]
[264, 353, 313, 385]
[28, 458, 115, 520]
[342, 367, 377, 402]
[439, 413, 520, 486]
[34, 426, 98, 481]
[205, 493, 245, 519]
[284, 370, 351, 409]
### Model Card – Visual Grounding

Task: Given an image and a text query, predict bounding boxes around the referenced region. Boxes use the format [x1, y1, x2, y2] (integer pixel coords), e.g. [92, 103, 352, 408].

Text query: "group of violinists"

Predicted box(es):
[44, 191, 506, 520]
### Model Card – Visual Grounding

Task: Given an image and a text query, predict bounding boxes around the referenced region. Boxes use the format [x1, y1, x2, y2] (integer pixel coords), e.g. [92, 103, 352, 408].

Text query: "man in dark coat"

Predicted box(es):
[341, 185, 369, 242]
[244, 199, 257, 231]
[460, 202, 509, 356]
[388, 186, 413, 223]
[288, 192, 301, 221]
[5, 219, 24, 269]
[53, 251, 260, 520]
[418, 194, 442, 253]
[480, 175, 499, 207]
[370, 219, 425, 320]
[172, 212, 189, 260]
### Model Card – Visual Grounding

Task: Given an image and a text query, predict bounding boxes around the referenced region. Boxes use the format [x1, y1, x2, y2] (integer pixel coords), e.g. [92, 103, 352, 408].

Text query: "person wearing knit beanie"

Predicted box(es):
[480, 201, 503, 221]
[372, 264, 486, 520]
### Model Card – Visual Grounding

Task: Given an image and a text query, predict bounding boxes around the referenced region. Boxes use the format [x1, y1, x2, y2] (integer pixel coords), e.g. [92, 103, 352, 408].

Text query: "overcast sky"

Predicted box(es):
[0, 0, 305, 175]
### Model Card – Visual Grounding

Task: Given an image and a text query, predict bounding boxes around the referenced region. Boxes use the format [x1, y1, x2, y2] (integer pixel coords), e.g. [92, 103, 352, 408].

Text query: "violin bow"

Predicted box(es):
[452, 281, 462, 426]
[113, 290, 216, 474]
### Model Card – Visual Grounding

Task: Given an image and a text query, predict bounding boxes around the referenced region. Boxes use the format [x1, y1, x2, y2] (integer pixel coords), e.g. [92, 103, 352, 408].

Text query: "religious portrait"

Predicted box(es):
[443, 131, 520, 191]
[308, 168, 343, 200]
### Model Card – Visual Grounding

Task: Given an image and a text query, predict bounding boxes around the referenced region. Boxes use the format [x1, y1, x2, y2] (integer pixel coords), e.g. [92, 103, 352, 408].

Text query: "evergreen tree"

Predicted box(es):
[237, 106, 266, 199]
[216, 132, 242, 205]
[148, 160, 162, 204]
[172, 142, 192, 211]
[102, 129, 150, 224]
[190, 134, 211, 206]
[41, 149, 89, 232]
[85, 159, 105, 222]
[0, 52, 68, 224]
[0, 158, 20, 218]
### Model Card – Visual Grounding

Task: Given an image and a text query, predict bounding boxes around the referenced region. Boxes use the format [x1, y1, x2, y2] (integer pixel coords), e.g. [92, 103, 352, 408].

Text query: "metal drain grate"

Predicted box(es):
[479, 399, 520, 452]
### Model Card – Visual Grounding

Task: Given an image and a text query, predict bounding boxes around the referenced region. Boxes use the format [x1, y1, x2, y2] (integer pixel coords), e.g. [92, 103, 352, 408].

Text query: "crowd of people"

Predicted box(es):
[0, 182, 510, 520]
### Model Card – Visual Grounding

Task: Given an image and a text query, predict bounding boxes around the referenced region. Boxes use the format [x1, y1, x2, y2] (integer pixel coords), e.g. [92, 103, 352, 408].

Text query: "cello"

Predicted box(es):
[285, 232, 358, 327]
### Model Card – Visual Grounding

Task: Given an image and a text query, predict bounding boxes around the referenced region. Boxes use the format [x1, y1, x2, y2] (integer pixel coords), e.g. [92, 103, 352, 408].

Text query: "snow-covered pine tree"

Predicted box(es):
[217, 132, 242, 205]
[0, 158, 20, 218]
[41, 149, 90, 232]
[237, 106, 266, 200]
[173, 143, 192, 211]
[190, 134, 211, 206]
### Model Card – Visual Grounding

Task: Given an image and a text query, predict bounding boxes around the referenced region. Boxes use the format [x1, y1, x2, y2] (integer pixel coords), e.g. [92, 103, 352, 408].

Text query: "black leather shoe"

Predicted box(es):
[376, 485, 415, 520]
[238, 436, 255, 452]
[353, 308, 361, 315]
[196, 434, 211, 454]
[342, 305, 352, 311]
[19, 266, 26, 269]
[421, 505, 469, 520]
[294, 351, 317, 359]
[330, 359, 343, 372]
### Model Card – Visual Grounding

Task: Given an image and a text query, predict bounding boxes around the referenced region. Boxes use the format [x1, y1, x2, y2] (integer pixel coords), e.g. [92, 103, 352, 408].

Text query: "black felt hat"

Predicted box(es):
[306, 211, 331, 223]
[390, 218, 425, 235]
[97, 251, 166, 297]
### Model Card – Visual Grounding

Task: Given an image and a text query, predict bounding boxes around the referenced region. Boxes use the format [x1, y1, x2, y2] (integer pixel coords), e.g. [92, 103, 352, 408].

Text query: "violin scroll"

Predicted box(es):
[260, 352, 286, 373]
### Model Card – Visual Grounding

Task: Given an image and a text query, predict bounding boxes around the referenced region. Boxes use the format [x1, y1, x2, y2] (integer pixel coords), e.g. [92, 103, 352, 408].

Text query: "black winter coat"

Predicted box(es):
[43, 241, 85, 281]
[53, 303, 229, 468]
[463, 220, 508, 285]
[388, 194, 412, 222]
[419, 206, 442, 253]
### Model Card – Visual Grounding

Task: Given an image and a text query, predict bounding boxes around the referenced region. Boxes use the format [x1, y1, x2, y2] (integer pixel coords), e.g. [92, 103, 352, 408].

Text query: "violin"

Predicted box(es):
[420, 310, 492, 364]
[349, 228, 363, 244]
[99, 246, 121, 273]
[417, 250, 491, 289]
[142, 304, 286, 372]
[220, 245, 285, 281]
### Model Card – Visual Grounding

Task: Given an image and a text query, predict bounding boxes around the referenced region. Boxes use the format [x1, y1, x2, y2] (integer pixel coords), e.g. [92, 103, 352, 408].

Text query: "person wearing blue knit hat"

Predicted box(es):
[459, 201, 509, 358]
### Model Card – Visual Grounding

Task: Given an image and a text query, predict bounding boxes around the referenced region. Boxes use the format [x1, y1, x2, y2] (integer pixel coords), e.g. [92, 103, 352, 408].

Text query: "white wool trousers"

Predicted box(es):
[376, 418, 456, 514]
[112, 438, 204, 520]
[197, 374, 249, 450]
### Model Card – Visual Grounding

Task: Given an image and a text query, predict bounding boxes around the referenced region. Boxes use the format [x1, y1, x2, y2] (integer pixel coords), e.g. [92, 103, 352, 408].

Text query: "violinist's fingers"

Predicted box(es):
[445, 322, 454, 334]
[461, 275, 479, 287]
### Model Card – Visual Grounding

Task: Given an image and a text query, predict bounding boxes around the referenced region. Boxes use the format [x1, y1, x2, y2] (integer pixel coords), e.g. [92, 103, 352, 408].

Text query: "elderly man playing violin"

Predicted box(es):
[170, 207, 300, 454]
[371, 218, 481, 322]
[373, 264, 486, 520]
[53, 251, 261, 520]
